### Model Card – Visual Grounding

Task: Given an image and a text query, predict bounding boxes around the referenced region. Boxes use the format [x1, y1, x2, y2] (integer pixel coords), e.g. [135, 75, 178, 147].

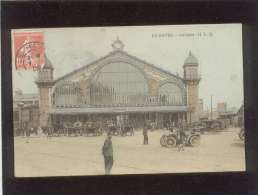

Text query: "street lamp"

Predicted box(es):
[17, 102, 24, 135]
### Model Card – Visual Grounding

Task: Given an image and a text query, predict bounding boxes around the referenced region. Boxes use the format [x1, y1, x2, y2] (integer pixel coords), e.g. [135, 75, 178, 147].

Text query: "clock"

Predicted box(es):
[112, 38, 124, 51]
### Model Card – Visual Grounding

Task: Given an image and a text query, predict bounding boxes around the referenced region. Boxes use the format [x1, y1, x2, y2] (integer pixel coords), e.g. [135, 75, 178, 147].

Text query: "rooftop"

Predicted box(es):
[184, 51, 198, 66]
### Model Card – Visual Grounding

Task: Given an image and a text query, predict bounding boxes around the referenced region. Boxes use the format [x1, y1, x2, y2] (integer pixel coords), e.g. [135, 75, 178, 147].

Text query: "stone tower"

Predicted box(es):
[35, 56, 55, 127]
[183, 51, 201, 122]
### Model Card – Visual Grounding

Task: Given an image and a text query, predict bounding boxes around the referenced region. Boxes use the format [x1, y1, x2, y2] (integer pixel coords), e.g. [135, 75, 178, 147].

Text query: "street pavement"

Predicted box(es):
[14, 127, 245, 177]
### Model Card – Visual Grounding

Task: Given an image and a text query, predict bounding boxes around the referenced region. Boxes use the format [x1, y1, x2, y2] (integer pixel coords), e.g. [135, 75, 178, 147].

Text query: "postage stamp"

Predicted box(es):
[12, 31, 45, 70]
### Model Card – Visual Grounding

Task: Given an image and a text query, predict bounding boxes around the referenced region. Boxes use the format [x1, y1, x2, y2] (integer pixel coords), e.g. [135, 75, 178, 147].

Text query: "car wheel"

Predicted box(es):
[166, 136, 177, 147]
[189, 135, 201, 147]
[160, 135, 167, 147]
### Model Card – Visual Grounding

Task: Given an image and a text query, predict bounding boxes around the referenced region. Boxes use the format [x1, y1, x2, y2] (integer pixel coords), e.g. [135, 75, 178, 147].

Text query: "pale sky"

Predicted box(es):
[12, 24, 243, 109]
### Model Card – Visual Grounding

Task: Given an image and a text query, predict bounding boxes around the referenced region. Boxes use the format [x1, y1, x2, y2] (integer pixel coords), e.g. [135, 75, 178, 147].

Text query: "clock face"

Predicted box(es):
[112, 39, 124, 50]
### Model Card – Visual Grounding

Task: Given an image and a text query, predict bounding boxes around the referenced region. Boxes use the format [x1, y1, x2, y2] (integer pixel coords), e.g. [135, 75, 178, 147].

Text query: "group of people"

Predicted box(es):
[102, 120, 188, 175]
[102, 125, 150, 175]
[18, 126, 45, 143]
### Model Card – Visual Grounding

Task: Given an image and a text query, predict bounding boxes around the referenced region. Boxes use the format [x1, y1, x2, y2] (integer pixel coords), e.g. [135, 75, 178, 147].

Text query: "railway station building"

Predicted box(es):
[35, 39, 201, 128]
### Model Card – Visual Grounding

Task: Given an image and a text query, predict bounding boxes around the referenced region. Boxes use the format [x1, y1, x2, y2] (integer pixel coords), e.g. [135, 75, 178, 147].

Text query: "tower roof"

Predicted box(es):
[42, 55, 54, 70]
[184, 51, 198, 66]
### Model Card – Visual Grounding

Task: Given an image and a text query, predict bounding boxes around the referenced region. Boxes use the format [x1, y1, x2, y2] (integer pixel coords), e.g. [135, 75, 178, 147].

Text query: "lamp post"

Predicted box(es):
[17, 102, 24, 135]
[210, 95, 213, 120]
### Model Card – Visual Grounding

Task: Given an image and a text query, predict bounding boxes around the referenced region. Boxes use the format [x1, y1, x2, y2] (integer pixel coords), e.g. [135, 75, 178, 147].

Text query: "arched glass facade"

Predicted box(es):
[53, 82, 81, 107]
[158, 83, 184, 105]
[52, 62, 185, 108]
[90, 62, 149, 106]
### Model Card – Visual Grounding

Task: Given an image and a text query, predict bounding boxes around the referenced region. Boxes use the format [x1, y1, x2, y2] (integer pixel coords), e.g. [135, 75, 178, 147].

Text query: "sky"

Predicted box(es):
[12, 24, 243, 109]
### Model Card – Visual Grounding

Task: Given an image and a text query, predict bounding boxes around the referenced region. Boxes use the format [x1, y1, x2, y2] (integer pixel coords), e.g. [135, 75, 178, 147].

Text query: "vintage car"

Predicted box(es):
[188, 122, 207, 133]
[160, 127, 201, 147]
[201, 120, 225, 131]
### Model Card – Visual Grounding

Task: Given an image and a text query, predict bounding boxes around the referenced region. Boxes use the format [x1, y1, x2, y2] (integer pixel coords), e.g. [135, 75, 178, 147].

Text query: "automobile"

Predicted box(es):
[201, 120, 225, 131]
[160, 127, 201, 147]
[188, 122, 207, 134]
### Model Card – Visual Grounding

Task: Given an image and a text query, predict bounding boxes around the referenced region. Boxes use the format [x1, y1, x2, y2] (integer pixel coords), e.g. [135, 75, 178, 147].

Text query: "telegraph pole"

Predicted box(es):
[210, 95, 213, 120]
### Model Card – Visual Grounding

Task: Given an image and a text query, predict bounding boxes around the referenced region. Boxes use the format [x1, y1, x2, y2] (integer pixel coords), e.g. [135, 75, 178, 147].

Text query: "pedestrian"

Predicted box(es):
[37, 126, 43, 136]
[47, 127, 51, 139]
[177, 121, 187, 151]
[143, 122, 149, 145]
[25, 127, 30, 143]
[102, 133, 113, 174]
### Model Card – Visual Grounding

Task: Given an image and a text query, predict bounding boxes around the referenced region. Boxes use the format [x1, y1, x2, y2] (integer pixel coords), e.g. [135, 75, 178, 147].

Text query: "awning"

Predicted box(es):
[50, 105, 188, 115]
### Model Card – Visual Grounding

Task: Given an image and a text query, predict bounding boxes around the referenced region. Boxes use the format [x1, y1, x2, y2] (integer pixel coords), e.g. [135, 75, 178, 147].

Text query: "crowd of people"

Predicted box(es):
[16, 119, 188, 174]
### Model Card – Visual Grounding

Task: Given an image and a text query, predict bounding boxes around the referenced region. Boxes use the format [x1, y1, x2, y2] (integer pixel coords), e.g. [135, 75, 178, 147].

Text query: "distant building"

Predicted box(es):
[217, 102, 227, 114]
[200, 108, 218, 120]
[13, 90, 39, 134]
[218, 107, 239, 126]
[35, 39, 201, 128]
[13, 89, 39, 106]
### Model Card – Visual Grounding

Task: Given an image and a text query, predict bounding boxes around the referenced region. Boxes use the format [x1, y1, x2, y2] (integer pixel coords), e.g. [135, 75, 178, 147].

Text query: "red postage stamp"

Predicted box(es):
[13, 31, 45, 70]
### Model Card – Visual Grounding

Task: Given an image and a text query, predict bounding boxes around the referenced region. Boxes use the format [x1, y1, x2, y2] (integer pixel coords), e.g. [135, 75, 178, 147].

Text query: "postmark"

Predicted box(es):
[13, 31, 45, 70]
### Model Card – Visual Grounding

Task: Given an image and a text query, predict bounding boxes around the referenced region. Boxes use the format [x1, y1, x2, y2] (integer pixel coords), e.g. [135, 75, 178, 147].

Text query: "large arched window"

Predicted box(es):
[53, 81, 81, 107]
[90, 62, 149, 106]
[158, 83, 183, 105]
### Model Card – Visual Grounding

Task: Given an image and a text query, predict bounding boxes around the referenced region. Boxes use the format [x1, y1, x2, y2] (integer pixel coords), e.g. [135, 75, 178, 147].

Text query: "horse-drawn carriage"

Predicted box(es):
[62, 121, 103, 137]
[82, 121, 103, 136]
[48, 119, 134, 137]
[106, 121, 134, 136]
[106, 122, 120, 136]
[120, 123, 134, 136]
[62, 121, 81, 136]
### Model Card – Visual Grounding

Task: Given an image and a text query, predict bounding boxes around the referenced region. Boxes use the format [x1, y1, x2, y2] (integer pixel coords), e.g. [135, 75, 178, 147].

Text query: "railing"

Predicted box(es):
[54, 96, 185, 108]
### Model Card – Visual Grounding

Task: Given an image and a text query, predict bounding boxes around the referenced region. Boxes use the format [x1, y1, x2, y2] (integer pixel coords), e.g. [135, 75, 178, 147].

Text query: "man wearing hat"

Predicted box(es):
[102, 133, 114, 174]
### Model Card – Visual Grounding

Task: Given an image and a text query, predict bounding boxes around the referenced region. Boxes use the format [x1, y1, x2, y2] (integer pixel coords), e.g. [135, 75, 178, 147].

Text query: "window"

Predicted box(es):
[53, 82, 80, 107]
[90, 62, 148, 106]
[158, 83, 183, 105]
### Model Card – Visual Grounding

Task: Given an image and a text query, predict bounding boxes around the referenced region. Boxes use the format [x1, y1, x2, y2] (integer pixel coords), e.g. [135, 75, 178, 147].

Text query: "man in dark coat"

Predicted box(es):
[102, 134, 113, 174]
[143, 122, 149, 145]
[177, 120, 187, 151]
[25, 127, 31, 143]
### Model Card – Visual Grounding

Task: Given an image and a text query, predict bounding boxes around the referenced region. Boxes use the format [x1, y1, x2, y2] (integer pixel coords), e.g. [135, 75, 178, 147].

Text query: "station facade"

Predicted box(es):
[35, 39, 201, 128]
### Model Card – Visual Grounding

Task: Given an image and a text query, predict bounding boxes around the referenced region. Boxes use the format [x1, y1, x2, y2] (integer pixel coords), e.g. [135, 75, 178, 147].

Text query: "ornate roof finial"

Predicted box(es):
[112, 37, 124, 51]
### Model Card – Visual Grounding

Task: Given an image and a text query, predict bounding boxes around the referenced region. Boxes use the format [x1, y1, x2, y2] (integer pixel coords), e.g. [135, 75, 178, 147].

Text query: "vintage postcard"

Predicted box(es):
[12, 24, 245, 177]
